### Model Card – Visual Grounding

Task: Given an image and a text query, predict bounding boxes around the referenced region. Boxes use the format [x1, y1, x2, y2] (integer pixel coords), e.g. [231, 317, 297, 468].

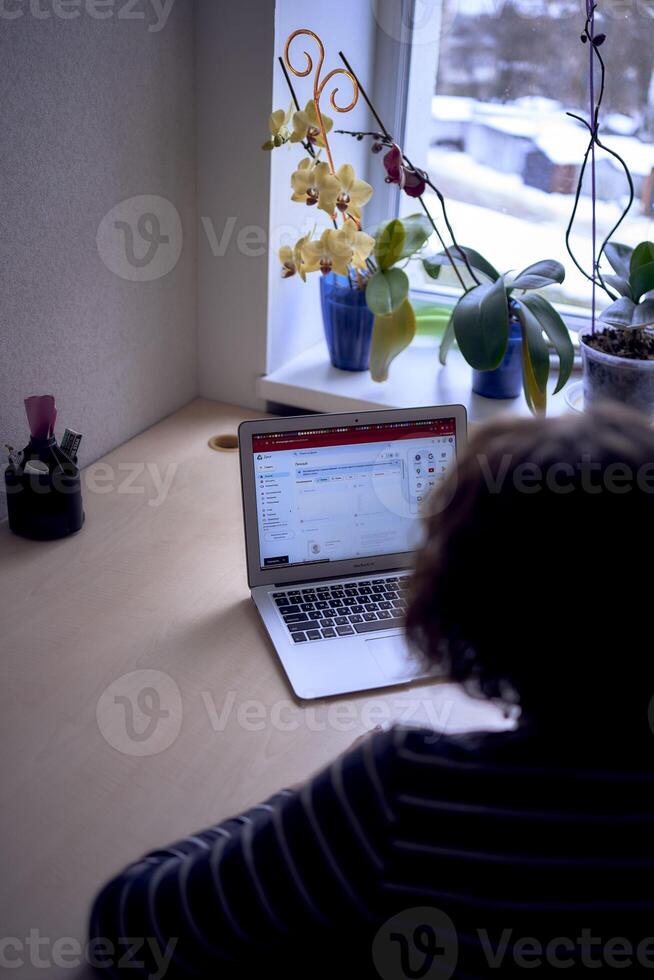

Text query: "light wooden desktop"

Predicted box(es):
[0, 398, 505, 978]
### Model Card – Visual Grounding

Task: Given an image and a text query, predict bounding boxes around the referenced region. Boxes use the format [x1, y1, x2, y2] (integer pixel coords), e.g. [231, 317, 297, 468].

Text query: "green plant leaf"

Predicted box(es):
[604, 242, 632, 279]
[510, 260, 565, 291]
[398, 214, 432, 259]
[603, 274, 633, 299]
[521, 331, 547, 415]
[599, 297, 636, 328]
[630, 241, 654, 279]
[374, 219, 406, 271]
[422, 256, 443, 281]
[455, 247, 501, 281]
[365, 268, 409, 316]
[633, 300, 654, 328]
[422, 247, 499, 283]
[519, 294, 574, 394]
[451, 277, 509, 370]
[515, 303, 549, 414]
[370, 299, 417, 382]
[631, 261, 654, 303]
[598, 295, 654, 329]
[439, 315, 456, 365]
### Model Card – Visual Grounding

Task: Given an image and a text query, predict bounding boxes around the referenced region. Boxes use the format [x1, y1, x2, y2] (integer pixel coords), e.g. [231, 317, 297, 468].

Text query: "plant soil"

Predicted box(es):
[581, 328, 654, 361]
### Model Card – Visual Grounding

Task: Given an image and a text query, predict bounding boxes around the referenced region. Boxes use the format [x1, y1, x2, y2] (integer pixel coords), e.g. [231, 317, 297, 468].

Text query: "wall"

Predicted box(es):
[0, 0, 197, 520]
[195, 0, 275, 407]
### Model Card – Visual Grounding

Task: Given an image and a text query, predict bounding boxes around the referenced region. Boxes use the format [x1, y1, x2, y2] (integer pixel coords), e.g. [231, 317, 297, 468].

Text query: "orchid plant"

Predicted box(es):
[339, 124, 574, 412]
[263, 79, 435, 381]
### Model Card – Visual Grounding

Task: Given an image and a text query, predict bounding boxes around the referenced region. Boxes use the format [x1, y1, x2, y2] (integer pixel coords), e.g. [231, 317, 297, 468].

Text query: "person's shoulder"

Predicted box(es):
[377, 722, 533, 766]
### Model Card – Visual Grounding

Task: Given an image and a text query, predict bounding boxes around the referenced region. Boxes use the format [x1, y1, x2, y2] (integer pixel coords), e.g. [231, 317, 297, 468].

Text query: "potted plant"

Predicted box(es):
[579, 241, 654, 417]
[334, 72, 574, 412]
[263, 33, 435, 381]
[423, 249, 574, 412]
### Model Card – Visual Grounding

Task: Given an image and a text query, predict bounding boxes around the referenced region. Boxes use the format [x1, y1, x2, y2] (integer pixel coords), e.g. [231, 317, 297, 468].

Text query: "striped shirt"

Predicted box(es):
[89, 724, 654, 977]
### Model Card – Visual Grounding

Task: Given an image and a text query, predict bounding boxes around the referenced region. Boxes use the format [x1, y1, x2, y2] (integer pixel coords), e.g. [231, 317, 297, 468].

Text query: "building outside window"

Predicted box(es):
[401, 0, 654, 320]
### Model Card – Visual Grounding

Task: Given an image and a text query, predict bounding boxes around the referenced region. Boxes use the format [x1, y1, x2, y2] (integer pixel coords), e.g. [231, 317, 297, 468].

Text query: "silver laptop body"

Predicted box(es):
[238, 405, 467, 700]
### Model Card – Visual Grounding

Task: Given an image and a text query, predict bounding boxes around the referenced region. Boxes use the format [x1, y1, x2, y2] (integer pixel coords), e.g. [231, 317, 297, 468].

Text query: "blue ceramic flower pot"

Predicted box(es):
[472, 318, 523, 399]
[320, 273, 374, 372]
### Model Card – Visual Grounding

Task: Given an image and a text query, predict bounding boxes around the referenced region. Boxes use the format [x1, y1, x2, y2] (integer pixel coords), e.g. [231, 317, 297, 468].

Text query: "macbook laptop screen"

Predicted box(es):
[251, 417, 457, 571]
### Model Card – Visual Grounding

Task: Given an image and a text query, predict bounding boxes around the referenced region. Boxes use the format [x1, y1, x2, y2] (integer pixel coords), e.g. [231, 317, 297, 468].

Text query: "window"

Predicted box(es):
[401, 0, 654, 317]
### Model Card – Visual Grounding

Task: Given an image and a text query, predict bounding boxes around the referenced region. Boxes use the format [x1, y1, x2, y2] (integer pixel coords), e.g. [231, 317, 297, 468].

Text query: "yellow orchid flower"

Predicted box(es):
[317, 164, 373, 220]
[339, 218, 375, 269]
[262, 105, 292, 151]
[301, 220, 375, 278]
[301, 227, 351, 277]
[290, 100, 333, 148]
[279, 245, 297, 278]
[290, 158, 337, 210]
[290, 157, 321, 206]
[278, 232, 312, 281]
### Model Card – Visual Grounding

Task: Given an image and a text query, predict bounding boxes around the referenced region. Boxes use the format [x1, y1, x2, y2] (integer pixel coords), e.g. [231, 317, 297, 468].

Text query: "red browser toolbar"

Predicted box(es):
[252, 418, 456, 453]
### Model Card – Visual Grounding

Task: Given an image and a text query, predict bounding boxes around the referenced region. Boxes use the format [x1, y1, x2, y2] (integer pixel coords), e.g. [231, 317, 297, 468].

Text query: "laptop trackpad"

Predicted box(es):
[366, 635, 417, 682]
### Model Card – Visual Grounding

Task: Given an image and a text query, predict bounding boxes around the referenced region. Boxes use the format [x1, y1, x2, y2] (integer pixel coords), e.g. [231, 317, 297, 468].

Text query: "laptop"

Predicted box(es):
[238, 405, 467, 700]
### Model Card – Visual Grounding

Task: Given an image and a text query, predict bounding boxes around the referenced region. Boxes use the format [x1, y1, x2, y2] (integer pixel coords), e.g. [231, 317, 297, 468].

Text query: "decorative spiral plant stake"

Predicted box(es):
[283, 29, 359, 179]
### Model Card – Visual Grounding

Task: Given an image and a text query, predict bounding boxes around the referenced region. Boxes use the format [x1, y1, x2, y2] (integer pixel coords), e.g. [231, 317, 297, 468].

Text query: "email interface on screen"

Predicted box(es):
[251, 418, 456, 570]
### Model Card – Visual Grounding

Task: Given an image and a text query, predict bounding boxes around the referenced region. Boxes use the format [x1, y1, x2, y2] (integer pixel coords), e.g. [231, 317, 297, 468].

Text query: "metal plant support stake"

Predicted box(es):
[565, 1, 635, 332]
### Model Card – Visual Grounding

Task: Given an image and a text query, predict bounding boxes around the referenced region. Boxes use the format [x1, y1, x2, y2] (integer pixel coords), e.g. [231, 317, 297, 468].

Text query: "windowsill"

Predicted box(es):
[257, 339, 577, 421]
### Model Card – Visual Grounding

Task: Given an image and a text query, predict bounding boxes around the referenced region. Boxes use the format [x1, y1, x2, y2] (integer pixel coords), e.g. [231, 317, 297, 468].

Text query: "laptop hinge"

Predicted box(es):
[273, 568, 407, 588]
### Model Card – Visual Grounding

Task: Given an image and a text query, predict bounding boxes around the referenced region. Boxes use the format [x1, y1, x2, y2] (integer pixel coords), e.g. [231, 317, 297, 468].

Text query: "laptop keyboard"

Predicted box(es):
[271, 576, 411, 643]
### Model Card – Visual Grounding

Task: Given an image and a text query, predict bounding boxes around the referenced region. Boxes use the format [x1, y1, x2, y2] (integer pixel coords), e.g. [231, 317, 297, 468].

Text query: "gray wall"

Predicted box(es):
[195, 0, 274, 407]
[0, 0, 197, 519]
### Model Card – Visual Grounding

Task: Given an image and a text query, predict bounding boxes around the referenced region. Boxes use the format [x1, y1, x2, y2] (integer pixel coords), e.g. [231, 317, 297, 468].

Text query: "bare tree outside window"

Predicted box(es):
[403, 0, 654, 313]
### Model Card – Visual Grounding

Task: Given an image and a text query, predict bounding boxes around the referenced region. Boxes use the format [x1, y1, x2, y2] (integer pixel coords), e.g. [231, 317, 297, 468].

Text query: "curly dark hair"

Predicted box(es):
[405, 402, 654, 720]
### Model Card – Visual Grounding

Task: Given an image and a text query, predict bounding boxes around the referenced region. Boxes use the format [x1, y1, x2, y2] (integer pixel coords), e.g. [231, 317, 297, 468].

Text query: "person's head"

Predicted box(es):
[406, 402, 654, 726]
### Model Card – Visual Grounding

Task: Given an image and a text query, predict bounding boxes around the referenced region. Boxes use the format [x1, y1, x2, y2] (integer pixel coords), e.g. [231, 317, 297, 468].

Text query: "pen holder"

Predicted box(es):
[4, 436, 85, 541]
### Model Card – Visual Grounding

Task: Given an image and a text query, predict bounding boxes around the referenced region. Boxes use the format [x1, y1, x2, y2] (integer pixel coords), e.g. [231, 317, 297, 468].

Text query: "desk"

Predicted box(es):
[0, 399, 505, 978]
